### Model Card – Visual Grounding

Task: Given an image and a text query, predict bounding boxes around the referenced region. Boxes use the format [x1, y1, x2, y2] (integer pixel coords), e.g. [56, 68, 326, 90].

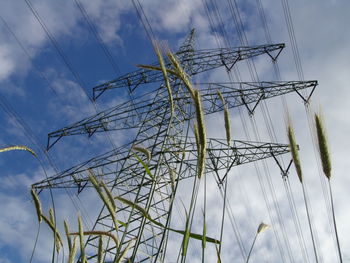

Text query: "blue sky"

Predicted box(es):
[1, 0, 350, 262]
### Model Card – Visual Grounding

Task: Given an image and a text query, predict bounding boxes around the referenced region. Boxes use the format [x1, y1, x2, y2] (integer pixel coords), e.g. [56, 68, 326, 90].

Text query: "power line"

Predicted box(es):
[72, 0, 121, 75]
[24, 0, 90, 100]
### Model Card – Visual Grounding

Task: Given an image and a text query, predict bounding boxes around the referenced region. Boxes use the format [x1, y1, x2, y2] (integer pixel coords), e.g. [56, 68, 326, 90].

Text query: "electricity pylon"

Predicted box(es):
[33, 29, 317, 262]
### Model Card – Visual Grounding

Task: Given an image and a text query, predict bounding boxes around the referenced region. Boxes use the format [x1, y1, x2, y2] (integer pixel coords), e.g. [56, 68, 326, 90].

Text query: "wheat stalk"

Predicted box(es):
[246, 222, 270, 263]
[97, 236, 104, 263]
[115, 239, 134, 263]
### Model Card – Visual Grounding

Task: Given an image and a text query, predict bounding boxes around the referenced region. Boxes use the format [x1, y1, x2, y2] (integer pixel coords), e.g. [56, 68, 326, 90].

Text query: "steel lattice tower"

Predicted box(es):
[33, 30, 317, 262]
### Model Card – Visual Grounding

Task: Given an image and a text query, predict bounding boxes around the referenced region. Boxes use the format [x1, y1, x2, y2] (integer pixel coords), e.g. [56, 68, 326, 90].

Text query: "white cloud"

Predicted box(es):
[1, 0, 350, 262]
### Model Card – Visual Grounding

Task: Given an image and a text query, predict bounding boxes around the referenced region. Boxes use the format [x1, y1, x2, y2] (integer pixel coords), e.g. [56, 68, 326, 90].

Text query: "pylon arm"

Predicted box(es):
[47, 80, 317, 149]
[33, 137, 290, 191]
[93, 43, 285, 100]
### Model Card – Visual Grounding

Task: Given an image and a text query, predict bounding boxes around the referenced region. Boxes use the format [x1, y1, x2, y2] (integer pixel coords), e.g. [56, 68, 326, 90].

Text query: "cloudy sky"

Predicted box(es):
[1, 0, 350, 262]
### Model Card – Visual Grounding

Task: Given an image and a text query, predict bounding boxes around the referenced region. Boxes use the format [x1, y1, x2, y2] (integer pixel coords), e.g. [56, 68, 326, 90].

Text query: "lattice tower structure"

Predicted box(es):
[33, 30, 317, 262]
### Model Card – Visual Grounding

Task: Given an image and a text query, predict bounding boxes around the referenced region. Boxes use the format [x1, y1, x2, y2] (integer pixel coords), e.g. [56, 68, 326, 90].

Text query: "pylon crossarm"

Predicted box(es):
[47, 80, 317, 149]
[33, 137, 290, 191]
[93, 43, 285, 100]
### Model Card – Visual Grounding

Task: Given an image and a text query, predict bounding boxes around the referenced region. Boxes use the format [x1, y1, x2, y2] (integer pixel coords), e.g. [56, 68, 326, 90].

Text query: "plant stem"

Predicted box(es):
[328, 180, 343, 262]
[246, 233, 258, 263]
[301, 183, 319, 263]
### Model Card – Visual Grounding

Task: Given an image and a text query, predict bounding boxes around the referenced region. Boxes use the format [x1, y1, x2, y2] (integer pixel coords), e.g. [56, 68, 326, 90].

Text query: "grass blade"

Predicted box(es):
[131, 152, 154, 180]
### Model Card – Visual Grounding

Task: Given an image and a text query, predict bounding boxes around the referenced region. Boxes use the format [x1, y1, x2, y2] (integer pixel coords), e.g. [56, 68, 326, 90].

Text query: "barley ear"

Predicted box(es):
[218, 91, 231, 146]
[287, 123, 303, 183]
[154, 44, 174, 115]
[49, 208, 55, 225]
[167, 52, 195, 98]
[132, 146, 151, 162]
[48, 208, 61, 253]
[315, 114, 332, 179]
[88, 170, 118, 230]
[100, 181, 117, 211]
[30, 188, 42, 223]
[194, 90, 206, 179]
[64, 219, 72, 252]
[194, 124, 200, 152]
[0, 145, 37, 157]
[257, 222, 269, 234]
[224, 108, 231, 146]
[42, 214, 63, 252]
[78, 214, 86, 263]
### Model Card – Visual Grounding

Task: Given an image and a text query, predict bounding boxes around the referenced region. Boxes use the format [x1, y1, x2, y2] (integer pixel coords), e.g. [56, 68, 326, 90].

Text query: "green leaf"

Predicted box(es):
[171, 229, 220, 244]
[114, 196, 220, 246]
[132, 152, 155, 180]
[202, 219, 207, 249]
[114, 195, 161, 227]
[181, 216, 190, 257]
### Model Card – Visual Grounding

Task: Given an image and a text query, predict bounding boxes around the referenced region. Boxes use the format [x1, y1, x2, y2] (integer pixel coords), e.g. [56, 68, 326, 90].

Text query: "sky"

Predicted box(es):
[0, 0, 350, 262]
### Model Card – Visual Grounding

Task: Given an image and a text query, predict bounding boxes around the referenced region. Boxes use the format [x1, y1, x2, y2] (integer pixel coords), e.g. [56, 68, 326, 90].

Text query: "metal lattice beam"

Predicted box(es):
[32, 29, 305, 262]
[47, 80, 317, 149]
[33, 137, 290, 191]
[92, 43, 285, 100]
